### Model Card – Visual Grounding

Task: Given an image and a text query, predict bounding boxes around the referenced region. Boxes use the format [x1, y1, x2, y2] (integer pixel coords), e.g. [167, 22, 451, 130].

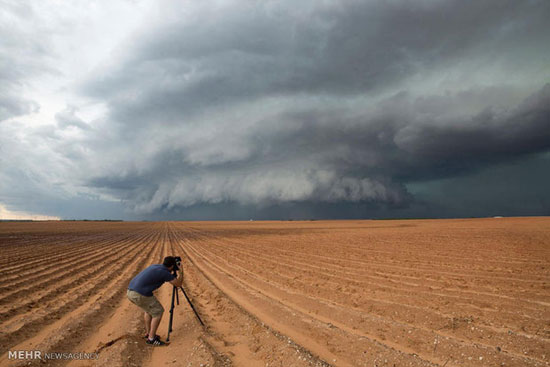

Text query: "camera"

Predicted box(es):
[173, 256, 182, 271]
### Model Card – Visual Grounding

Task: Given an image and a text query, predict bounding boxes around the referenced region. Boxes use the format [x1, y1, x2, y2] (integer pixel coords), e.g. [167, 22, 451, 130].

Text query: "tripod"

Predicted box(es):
[167, 270, 204, 342]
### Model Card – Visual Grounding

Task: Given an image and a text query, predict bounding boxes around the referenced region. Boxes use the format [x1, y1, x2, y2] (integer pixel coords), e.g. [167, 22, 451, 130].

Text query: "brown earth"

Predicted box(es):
[0, 218, 549, 367]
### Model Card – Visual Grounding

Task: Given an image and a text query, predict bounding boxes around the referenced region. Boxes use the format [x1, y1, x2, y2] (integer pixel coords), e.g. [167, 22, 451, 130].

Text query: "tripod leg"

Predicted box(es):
[167, 286, 177, 342]
[180, 286, 204, 326]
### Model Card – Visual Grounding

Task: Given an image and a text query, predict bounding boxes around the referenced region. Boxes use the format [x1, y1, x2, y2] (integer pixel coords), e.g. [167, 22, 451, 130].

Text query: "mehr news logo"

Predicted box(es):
[8, 350, 99, 361]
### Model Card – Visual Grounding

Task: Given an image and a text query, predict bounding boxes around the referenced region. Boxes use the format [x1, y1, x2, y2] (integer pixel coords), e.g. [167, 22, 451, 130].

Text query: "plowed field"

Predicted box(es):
[0, 218, 549, 367]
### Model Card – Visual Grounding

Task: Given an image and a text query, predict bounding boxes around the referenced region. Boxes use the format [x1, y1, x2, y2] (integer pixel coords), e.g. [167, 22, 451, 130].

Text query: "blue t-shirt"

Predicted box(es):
[128, 264, 176, 297]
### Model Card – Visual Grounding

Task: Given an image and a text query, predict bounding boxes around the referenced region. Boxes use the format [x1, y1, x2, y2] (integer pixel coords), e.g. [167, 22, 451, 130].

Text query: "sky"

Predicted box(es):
[1, 0, 549, 221]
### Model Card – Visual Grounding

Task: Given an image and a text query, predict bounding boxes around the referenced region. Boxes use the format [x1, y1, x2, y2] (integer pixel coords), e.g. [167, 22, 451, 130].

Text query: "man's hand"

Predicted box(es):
[168, 267, 183, 287]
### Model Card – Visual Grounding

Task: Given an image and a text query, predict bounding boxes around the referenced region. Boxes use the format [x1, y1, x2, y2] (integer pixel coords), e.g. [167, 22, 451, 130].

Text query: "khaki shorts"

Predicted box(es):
[127, 289, 164, 318]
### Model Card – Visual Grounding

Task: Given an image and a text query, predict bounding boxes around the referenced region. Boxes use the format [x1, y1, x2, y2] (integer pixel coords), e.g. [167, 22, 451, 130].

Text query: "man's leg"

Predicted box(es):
[148, 314, 163, 340]
[144, 312, 152, 337]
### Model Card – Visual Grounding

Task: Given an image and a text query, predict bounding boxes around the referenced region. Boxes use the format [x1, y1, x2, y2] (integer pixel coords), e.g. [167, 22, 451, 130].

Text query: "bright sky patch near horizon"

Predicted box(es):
[1, 0, 549, 220]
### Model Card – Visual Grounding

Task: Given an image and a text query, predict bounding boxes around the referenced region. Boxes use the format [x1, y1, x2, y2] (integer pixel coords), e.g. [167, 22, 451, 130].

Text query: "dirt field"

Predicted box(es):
[0, 218, 548, 367]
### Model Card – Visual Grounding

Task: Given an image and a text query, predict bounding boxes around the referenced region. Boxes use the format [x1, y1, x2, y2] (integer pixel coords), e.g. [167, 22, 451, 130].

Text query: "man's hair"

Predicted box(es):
[163, 256, 177, 268]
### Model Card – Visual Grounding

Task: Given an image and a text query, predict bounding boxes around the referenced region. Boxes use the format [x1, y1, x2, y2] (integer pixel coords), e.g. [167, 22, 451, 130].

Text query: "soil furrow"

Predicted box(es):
[0, 232, 153, 304]
[184, 237, 547, 367]
[4, 228, 161, 366]
[186, 237, 550, 363]
[0, 230, 157, 355]
[189, 235, 549, 333]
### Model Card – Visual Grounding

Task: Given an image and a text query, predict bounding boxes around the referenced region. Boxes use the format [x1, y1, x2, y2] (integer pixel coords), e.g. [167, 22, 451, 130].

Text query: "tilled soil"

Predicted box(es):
[0, 218, 548, 367]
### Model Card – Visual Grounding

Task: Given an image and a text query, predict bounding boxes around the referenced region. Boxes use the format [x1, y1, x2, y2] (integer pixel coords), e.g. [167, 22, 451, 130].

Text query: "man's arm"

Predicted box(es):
[168, 269, 183, 287]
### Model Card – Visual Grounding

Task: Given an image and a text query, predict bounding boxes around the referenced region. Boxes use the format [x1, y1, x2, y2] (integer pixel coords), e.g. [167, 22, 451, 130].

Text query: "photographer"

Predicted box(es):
[127, 256, 183, 346]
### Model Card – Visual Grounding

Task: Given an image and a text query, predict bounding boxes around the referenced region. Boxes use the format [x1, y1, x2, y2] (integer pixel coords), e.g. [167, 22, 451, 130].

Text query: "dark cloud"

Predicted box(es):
[72, 0, 550, 217]
[407, 152, 550, 218]
[81, 83, 550, 215]
[83, 0, 550, 125]
[390, 83, 550, 180]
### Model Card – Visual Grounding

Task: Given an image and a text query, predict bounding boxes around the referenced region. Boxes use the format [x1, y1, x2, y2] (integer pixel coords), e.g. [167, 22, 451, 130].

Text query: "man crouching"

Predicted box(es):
[127, 256, 183, 346]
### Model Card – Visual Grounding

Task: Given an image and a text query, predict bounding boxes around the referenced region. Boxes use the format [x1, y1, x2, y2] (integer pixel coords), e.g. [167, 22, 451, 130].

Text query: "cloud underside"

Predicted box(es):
[85, 82, 550, 214]
[2, 0, 550, 218]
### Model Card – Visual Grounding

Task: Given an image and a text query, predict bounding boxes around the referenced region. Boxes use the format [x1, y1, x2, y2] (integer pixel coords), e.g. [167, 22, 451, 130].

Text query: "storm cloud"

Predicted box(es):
[1, 0, 550, 219]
